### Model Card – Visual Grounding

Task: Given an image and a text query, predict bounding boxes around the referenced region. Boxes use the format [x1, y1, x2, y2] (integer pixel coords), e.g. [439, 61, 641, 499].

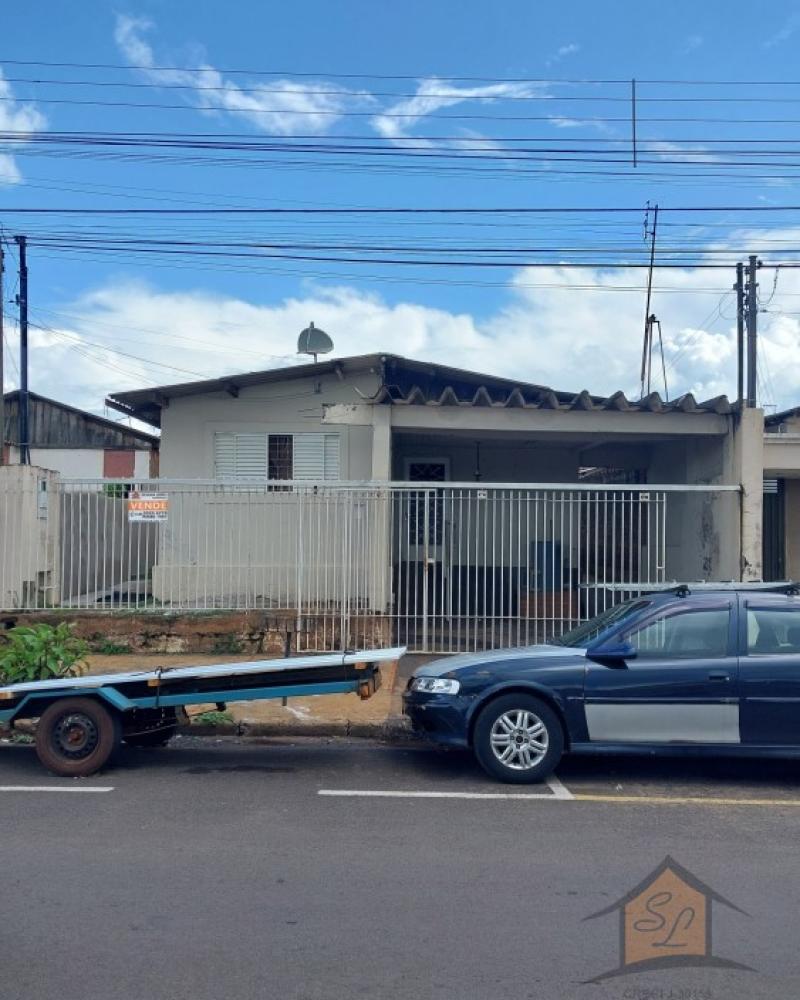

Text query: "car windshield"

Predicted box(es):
[551, 599, 649, 648]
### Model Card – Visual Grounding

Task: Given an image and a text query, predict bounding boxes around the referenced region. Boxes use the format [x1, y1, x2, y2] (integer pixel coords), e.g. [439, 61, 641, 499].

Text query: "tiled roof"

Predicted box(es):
[107, 351, 732, 427]
[373, 381, 732, 415]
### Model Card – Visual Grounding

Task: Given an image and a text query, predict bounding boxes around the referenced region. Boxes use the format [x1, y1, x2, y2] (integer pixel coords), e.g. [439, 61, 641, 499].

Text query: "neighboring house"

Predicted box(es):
[764, 406, 800, 581]
[2, 391, 159, 478]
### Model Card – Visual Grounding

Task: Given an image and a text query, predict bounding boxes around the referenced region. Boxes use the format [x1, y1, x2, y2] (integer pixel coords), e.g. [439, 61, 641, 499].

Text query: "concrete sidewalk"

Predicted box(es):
[78, 650, 435, 737]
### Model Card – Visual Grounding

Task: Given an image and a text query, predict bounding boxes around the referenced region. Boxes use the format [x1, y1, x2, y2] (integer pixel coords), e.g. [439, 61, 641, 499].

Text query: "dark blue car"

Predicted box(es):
[403, 583, 800, 783]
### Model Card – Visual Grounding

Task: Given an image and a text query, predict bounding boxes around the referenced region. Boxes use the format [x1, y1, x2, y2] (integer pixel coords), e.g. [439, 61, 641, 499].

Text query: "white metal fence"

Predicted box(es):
[0, 474, 741, 652]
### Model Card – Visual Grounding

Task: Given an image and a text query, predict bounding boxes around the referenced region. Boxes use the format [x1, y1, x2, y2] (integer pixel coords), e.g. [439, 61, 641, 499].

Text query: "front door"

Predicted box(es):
[739, 598, 800, 744]
[396, 460, 449, 650]
[584, 599, 739, 744]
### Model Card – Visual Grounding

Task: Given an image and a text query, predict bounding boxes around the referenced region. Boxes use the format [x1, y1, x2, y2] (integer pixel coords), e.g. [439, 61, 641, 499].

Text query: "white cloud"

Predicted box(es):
[12, 244, 800, 418]
[113, 15, 370, 134]
[764, 12, 800, 47]
[681, 34, 703, 53]
[546, 42, 580, 67]
[371, 78, 546, 145]
[646, 140, 721, 165]
[0, 68, 46, 185]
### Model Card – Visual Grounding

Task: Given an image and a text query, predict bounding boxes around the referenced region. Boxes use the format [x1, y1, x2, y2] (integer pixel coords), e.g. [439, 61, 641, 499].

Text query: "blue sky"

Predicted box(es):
[3, 1, 800, 417]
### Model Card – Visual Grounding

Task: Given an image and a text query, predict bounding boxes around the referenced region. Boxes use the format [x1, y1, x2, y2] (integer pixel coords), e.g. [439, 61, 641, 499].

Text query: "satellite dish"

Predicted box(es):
[297, 321, 334, 363]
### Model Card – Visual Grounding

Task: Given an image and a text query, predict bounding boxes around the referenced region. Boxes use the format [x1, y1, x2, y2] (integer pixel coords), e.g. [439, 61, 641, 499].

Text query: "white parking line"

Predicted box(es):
[0, 786, 114, 793]
[544, 773, 574, 800]
[318, 775, 573, 801]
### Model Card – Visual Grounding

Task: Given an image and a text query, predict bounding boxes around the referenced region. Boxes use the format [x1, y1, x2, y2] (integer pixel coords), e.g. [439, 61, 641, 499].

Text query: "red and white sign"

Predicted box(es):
[127, 493, 169, 522]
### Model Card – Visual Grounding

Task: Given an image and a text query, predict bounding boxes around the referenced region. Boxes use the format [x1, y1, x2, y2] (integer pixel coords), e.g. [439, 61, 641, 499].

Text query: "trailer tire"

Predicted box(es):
[35, 698, 121, 777]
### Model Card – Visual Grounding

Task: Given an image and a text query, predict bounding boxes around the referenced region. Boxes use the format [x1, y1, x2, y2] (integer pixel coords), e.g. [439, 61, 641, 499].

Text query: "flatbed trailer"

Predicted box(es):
[0, 647, 405, 777]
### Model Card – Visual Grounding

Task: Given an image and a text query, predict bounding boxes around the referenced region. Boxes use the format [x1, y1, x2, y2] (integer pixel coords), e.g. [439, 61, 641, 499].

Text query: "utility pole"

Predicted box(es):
[734, 262, 744, 407]
[15, 235, 29, 464]
[0, 241, 4, 466]
[745, 254, 759, 409]
[639, 203, 658, 397]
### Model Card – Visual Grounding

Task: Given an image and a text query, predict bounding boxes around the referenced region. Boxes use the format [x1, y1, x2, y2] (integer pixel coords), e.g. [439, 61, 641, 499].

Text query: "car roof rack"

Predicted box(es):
[643, 581, 800, 597]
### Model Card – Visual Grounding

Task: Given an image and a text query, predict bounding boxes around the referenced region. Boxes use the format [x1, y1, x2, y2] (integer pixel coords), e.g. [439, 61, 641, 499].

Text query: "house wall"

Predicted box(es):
[391, 435, 579, 482]
[158, 369, 382, 480]
[785, 480, 800, 580]
[643, 426, 743, 582]
[391, 430, 740, 585]
[0, 465, 61, 608]
[5, 447, 152, 479]
[152, 370, 384, 606]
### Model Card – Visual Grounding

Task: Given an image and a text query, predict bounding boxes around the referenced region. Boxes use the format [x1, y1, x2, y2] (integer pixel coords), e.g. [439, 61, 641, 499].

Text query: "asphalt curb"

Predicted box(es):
[182, 717, 415, 740]
[5, 717, 418, 742]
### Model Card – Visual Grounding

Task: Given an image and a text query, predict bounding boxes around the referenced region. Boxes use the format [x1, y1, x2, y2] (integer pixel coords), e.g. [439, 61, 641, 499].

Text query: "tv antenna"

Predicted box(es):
[297, 321, 334, 363]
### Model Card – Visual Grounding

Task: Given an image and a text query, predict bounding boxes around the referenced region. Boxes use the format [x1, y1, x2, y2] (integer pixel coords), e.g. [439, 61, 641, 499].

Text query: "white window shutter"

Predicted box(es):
[213, 433, 237, 478]
[235, 434, 268, 477]
[214, 431, 338, 480]
[293, 433, 340, 481]
[323, 434, 340, 480]
[293, 433, 324, 480]
[214, 432, 267, 478]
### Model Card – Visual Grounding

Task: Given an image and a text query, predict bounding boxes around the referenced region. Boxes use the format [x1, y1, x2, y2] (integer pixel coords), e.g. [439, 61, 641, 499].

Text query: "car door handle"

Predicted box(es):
[708, 671, 730, 681]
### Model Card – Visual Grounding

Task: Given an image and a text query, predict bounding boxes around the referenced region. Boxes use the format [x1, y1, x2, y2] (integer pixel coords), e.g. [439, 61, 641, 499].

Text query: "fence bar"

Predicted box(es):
[0, 477, 738, 654]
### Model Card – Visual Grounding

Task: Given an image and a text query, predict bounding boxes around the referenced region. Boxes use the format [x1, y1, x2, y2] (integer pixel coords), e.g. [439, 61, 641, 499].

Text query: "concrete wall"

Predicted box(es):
[785, 479, 800, 580]
[391, 435, 580, 483]
[159, 369, 382, 480]
[642, 422, 746, 582]
[2, 609, 392, 655]
[151, 485, 391, 611]
[4, 447, 151, 479]
[59, 490, 158, 603]
[0, 465, 61, 608]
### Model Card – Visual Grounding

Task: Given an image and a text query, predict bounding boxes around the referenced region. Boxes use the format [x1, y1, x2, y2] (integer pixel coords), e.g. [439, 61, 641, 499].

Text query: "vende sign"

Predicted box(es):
[127, 493, 169, 522]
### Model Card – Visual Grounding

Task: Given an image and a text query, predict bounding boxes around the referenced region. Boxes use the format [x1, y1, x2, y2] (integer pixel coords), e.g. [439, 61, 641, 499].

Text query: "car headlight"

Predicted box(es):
[410, 677, 461, 695]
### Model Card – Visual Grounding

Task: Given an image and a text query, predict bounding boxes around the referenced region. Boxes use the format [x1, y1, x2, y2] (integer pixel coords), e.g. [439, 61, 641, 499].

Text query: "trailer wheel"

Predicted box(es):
[35, 698, 121, 777]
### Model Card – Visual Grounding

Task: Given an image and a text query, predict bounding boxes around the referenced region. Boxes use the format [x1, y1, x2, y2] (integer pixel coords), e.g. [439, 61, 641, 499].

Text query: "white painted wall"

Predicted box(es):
[6, 447, 103, 477]
[0, 465, 62, 607]
[5, 447, 153, 479]
[159, 368, 381, 480]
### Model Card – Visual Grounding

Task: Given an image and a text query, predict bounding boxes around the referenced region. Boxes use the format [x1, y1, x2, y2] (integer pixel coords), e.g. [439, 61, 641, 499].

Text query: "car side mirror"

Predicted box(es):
[587, 640, 637, 666]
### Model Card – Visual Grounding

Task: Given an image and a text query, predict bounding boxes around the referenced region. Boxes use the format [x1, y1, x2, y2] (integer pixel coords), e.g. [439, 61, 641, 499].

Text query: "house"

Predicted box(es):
[2, 390, 159, 478]
[101, 353, 800, 651]
[106, 351, 743, 483]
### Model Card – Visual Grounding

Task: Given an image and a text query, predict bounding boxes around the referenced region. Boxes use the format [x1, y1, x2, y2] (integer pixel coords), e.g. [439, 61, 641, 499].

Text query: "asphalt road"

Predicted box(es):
[3, 735, 800, 1000]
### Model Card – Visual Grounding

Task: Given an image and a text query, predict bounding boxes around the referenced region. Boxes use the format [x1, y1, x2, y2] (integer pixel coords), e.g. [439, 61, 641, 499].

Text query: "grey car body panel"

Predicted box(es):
[584, 703, 740, 743]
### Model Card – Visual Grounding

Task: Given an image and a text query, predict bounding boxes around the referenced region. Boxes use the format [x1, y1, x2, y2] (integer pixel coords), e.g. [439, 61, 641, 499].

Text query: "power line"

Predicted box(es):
[8, 58, 800, 86]
[15, 92, 800, 125]
[8, 204, 800, 215]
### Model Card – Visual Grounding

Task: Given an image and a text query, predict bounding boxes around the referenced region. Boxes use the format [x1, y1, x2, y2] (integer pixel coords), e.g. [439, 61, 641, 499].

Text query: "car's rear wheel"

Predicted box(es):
[473, 693, 563, 784]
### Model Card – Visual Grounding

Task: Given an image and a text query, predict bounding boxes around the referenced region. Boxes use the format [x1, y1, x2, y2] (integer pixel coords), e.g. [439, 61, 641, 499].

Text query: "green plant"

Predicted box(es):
[0, 623, 89, 685]
[211, 635, 244, 654]
[97, 640, 131, 655]
[7, 732, 34, 745]
[102, 482, 132, 500]
[191, 710, 234, 727]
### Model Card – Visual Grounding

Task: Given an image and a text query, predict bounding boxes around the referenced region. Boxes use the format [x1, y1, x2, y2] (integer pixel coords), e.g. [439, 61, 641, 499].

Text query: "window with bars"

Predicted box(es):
[213, 432, 340, 481]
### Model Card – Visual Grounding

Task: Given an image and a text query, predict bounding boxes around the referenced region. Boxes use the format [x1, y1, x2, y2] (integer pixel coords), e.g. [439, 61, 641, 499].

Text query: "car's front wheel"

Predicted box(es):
[472, 693, 564, 784]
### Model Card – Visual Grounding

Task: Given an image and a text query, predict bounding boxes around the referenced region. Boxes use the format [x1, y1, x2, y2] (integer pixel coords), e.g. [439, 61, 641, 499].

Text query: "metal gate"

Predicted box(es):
[390, 485, 669, 652]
